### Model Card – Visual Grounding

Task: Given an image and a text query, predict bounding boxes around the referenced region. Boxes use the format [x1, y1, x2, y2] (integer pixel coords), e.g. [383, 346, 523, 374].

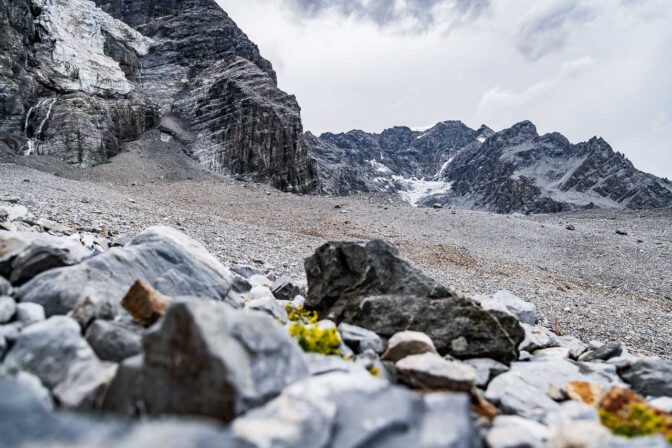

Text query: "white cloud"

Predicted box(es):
[218, 0, 672, 178]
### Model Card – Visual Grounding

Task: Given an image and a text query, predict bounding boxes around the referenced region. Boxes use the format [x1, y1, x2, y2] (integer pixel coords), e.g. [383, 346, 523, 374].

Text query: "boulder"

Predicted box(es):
[519, 324, 560, 352]
[381, 330, 437, 362]
[121, 279, 170, 326]
[15, 302, 46, 325]
[619, 358, 672, 397]
[271, 277, 304, 301]
[649, 397, 672, 413]
[0, 231, 90, 285]
[342, 294, 524, 363]
[53, 360, 118, 410]
[533, 347, 571, 359]
[464, 358, 509, 388]
[396, 353, 477, 392]
[16, 227, 240, 317]
[244, 295, 289, 324]
[556, 335, 589, 359]
[231, 371, 477, 448]
[0, 295, 16, 323]
[304, 241, 524, 363]
[2, 316, 97, 389]
[549, 421, 612, 448]
[486, 415, 549, 448]
[85, 319, 142, 362]
[338, 322, 385, 354]
[248, 275, 272, 288]
[231, 264, 266, 279]
[305, 240, 450, 314]
[486, 358, 623, 422]
[578, 341, 624, 362]
[473, 290, 537, 325]
[104, 301, 309, 422]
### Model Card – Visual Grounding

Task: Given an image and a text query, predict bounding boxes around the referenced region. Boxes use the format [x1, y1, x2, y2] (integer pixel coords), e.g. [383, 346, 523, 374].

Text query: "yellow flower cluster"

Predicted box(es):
[285, 303, 318, 324]
[288, 322, 342, 356]
[600, 404, 672, 443]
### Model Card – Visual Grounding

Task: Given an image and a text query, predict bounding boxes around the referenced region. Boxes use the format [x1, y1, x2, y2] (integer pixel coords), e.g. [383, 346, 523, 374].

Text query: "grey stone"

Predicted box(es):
[271, 277, 304, 301]
[648, 397, 672, 412]
[0, 321, 23, 343]
[248, 275, 272, 288]
[15, 302, 46, 325]
[105, 301, 309, 422]
[0, 276, 11, 296]
[533, 347, 571, 359]
[304, 240, 524, 363]
[17, 227, 240, 317]
[396, 353, 476, 392]
[85, 319, 143, 362]
[338, 322, 386, 354]
[244, 295, 289, 324]
[0, 231, 91, 286]
[231, 264, 266, 279]
[619, 358, 672, 397]
[486, 357, 623, 422]
[579, 341, 624, 362]
[473, 290, 537, 325]
[550, 421, 612, 447]
[556, 335, 589, 359]
[464, 358, 509, 388]
[546, 400, 600, 425]
[53, 360, 118, 410]
[486, 415, 549, 448]
[2, 316, 97, 389]
[0, 334, 6, 359]
[607, 436, 670, 448]
[519, 324, 561, 352]
[0, 295, 16, 323]
[231, 371, 477, 448]
[381, 330, 437, 362]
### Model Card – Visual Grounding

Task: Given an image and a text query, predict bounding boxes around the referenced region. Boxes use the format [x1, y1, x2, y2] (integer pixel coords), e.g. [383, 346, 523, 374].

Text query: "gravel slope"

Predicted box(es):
[1, 137, 670, 358]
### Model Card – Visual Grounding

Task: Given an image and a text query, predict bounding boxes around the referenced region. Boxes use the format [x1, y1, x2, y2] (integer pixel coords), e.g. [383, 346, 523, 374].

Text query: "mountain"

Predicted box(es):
[307, 120, 672, 214]
[0, 0, 317, 192]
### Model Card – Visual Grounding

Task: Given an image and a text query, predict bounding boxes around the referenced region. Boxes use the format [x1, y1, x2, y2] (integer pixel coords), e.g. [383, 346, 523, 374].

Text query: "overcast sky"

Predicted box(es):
[218, 0, 672, 179]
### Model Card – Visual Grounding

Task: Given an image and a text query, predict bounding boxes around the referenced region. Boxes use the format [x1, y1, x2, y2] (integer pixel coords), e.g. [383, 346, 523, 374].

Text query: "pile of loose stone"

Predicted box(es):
[1, 201, 671, 448]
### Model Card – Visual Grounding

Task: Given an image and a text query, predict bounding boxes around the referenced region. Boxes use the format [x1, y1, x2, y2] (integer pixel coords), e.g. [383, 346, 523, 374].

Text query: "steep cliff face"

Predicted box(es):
[1, 0, 317, 192]
[308, 120, 672, 213]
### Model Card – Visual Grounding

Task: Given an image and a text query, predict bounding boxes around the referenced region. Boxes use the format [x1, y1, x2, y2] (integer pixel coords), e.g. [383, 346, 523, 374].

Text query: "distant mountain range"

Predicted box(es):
[1, 0, 670, 214]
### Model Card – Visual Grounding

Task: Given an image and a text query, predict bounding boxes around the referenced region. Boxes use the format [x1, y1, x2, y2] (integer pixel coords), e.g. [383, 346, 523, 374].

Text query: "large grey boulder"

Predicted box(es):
[231, 371, 477, 448]
[338, 322, 386, 354]
[464, 358, 509, 388]
[486, 357, 623, 422]
[104, 301, 309, 422]
[85, 319, 143, 362]
[2, 316, 97, 389]
[304, 241, 524, 363]
[619, 358, 672, 397]
[0, 231, 91, 285]
[53, 360, 118, 410]
[16, 227, 240, 317]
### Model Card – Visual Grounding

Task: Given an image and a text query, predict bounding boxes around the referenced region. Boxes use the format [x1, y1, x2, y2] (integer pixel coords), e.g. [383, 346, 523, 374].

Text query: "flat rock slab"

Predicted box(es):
[16, 226, 239, 317]
[396, 352, 477, 392]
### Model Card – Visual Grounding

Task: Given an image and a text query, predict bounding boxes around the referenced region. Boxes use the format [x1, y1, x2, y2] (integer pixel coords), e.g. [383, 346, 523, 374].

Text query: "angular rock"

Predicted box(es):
[2, 316, 97, 389]
[464, 358, 509, 388]
[549, 420, 612, 448]
[486, 358, 623, 422]
[305, 240, 450, 314]
[344, 294, 525, 363]
[17, 227, 240, 317]
[619, 358, 672, 397]
[338, 322, 385, 354]
[231, 371, 477, 448]
[579, 341, 624, 362]
[533, 347, 571, 359]
[244, 296, 289, 324]
[0, 231, 91, 285]
[381, 330, 437, 362]
[231, 264, 266, 279]
[249, 285, 274, 300]
[105, 301, 309, 422]
[271, 277, 304, 301]
[0, 295, 16, 323]
[248, 275, 273, 288]
[556, 335, 589, 360]
[519, 324, 561, 352]
[486, 415, 549, 448]
[473, 290, 537, 325]
[15, 302, 46, 325]
[85, 319, 142, 362]
[121, 279, 170, 327]
[396, 353, 476, 392]
[304, 240, 524, 363]
[53, 360, 118, 410]
[0, 276, 11, 296]
[649, 397, 672, 413]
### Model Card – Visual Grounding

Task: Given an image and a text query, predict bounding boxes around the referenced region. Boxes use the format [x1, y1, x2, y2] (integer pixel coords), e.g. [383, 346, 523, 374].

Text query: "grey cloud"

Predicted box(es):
[517, 0, 595, 61]
[282, 0, 491, 32]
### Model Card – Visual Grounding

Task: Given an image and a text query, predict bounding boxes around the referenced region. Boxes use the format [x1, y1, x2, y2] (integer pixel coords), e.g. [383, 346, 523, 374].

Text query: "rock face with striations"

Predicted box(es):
[0, 0, 317, 192]
[306, 120, 672, 213]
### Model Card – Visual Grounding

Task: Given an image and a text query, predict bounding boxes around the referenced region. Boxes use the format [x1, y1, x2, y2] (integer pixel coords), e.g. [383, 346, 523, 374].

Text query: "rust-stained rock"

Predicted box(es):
[565, 381, 607, 407]
[121, 280, 170, 326]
